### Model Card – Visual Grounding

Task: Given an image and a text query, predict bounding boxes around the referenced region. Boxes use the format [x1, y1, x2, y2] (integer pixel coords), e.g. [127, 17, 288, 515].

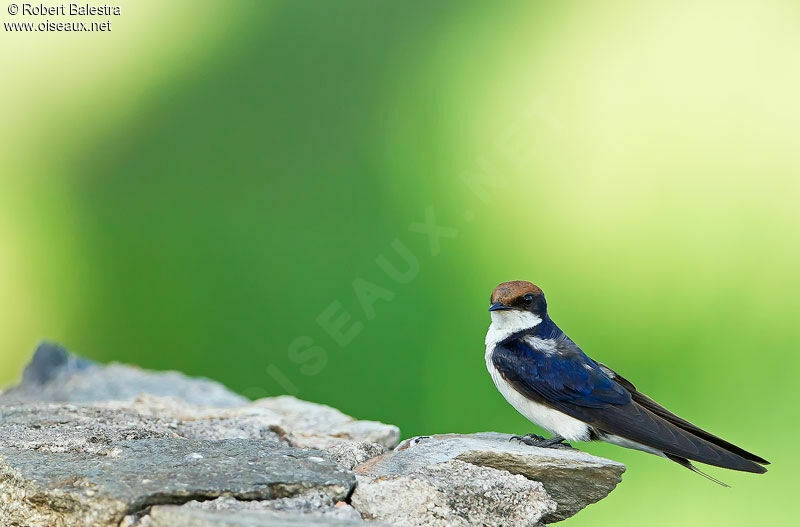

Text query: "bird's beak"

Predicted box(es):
[489, 302, 511, 312]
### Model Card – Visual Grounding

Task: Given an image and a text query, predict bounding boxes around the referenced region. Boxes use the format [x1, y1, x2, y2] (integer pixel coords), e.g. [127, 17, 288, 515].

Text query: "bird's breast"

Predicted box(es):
[485, 344, 590, 442]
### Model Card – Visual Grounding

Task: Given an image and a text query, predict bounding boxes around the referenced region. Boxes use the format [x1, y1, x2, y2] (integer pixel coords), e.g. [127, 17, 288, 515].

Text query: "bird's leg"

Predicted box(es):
[511, 433, 573, 449]
[509, 433, 545, 443]
[538, 435, 573, 449]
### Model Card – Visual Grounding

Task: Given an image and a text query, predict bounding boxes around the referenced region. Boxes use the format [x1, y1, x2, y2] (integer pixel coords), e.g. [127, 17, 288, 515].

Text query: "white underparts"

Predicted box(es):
[485, 309, 590, 442]
[486, 360, 592, 441]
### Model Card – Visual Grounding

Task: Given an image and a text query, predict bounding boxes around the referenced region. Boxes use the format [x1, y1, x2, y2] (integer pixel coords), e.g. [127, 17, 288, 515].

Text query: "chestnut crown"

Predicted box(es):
[490, 280, 547, 314]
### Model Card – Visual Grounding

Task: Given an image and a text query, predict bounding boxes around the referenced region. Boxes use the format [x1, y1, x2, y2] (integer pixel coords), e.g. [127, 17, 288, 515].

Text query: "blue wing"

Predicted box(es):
[492, 330, 768, 473]
[492, 334, 631, 408]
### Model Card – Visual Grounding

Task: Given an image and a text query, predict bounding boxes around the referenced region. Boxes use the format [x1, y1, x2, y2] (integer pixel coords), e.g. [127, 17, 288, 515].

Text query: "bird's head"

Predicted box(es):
[489, 280, 547, 317]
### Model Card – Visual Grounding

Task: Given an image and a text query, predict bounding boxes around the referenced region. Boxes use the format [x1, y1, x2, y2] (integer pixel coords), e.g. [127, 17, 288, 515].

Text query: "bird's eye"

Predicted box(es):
[523, 293, 535, 304]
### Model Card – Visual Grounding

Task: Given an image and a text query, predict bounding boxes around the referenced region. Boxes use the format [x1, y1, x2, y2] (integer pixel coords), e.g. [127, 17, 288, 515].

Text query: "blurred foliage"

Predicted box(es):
[1, 1, 797, 525]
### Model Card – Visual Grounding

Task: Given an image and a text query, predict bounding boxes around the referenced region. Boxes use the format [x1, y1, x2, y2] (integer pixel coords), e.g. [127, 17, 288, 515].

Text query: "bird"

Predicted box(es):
[485, 280, 768, 485]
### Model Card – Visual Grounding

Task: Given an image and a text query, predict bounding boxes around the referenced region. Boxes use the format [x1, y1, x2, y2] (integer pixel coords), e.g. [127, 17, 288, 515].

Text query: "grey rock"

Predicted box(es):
[0, 399, 286, 456]
[144, 506, 376, 527]
[0, 403, 179, 455]
[21, 342, 94, 384]
[106, 394, 390, 467]
[0, 346, 625, 526]
[1, 342, 248, 407]
[285, 435, 387, 471]
[132, 491, 362, 527]
[123, 494, 374, 527]
[357, 432, 625, 523]
[325, 440, 386, 471]
[1, 346, 397, 466]
[351, 459, 556, 527]
[182, 494, 363, 521]
[0, 439, 355, 527]
[255, 396, 401, 449]
[175, 416, 282, 441]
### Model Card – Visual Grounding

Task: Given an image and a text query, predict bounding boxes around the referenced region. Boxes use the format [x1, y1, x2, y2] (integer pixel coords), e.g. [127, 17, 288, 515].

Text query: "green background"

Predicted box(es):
[1, 1, 796, 525]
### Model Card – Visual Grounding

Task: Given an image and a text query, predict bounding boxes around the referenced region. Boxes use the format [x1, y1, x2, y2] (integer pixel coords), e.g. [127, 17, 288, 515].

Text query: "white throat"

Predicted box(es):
[484, 310, 542, 348]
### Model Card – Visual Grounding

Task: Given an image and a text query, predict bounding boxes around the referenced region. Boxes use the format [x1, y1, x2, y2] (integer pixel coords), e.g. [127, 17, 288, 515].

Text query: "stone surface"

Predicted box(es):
[0, 344, 626, 526]
[103, 394, 286, 443]
[123, 494, 374, 526]
[0, 438, 354, 527]
[357, 432, 625, 523]
[256, 396, 401, 450]
[1, 342, 248, 407]
[182, 494, 364, 521]
[352, 459, 556, 527]
[143, 506, 377, 527]
[0, 403, 179, 455]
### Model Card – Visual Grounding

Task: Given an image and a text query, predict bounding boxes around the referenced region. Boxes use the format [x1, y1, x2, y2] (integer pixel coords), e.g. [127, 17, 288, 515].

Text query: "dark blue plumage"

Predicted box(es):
[486, 280, 769, 482]
[495, 326, 631, 409]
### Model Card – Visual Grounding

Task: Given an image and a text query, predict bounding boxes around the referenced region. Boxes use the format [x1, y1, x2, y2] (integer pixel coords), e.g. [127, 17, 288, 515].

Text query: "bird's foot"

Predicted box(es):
[509, 433, 545, 444]
[510, 433, 574, 449]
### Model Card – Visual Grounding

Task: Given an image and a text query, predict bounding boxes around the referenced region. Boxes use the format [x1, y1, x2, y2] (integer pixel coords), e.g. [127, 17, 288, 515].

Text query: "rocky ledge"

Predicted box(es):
[0, 343, 625, 527]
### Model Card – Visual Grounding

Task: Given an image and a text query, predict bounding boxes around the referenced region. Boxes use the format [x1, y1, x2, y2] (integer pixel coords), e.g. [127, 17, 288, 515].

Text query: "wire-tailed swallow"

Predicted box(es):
[485, 280, 768, 485]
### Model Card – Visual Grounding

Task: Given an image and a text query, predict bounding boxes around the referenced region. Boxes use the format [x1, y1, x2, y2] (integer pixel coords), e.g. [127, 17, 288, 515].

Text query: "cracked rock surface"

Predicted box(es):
[126, 495, 382, 527]
[352, 459, 557, 527]
[141, 506, 379, 527]
[0, 439, 354, 527]
[358, 433, 625, 523]
[0, 342, 625, 526]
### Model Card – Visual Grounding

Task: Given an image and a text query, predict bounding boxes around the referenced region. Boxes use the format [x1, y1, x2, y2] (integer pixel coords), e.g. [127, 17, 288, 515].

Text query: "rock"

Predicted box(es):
[352, 459, 556, 527]
[183, 494, 364, 521]
[0, 345, 405, 526]
[19, 342, 93, 384]
[0, 341, 248, 407]
[324, 440, 387, 471]
[125, 494, 372, 526]
[103, 394, 286, 442]
[456, 435, 625, 522]
[123, 493, 375, 526]
[279, 434, 387, 471]
[0, 403, 180, 455]
[255, 396, 401, 449]
[143, 506, 377, 527]
[356, 432, 625, 523]
[0, 438, 355, 527]
[103, 394, 394, 465]
[0, 344, 626, 526]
